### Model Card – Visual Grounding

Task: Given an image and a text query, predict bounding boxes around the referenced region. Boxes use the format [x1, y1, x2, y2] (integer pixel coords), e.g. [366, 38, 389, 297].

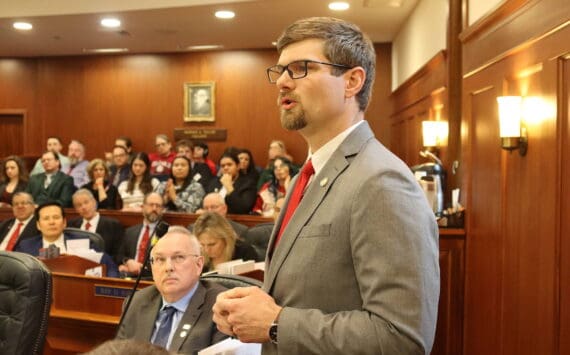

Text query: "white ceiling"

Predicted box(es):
[0, 0, 418, 57]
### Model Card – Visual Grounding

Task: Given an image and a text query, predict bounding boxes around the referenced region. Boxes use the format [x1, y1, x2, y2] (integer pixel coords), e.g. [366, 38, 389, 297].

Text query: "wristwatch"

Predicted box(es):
[269, 321, 278, 344]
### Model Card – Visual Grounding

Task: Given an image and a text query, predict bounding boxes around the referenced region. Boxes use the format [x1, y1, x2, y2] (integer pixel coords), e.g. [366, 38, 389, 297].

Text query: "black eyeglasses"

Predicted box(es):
[266, 60, 353, 83]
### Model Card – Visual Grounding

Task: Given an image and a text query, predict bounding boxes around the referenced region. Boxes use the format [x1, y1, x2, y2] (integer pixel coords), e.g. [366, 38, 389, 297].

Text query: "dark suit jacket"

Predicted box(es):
[190, 162, 214, 191]
[262, 122, 440, 354]
[116, 281, 228, 354]
[68, 215, 125, 264]
[206, 176, 257, 214]
[26, 171, 75, 207]
[117, 223, 143, 265]
[15, 233, 120, 277]
[109, 165, 130, 187]
[0, 217, 40, 250]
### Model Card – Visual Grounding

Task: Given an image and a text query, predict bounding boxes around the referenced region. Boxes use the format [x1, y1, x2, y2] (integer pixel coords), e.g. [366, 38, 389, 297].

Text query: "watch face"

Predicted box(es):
[269, 323, 278, 344]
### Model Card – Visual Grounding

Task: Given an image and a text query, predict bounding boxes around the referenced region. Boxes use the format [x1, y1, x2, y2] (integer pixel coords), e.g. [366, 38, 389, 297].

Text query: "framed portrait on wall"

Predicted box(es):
[184, 82, 215, 122]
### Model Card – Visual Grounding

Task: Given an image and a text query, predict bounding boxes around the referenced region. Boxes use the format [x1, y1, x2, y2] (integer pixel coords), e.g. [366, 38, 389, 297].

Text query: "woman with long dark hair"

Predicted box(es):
[0, 156, 29, 207]
[206, 151, 257, 214]
[155, 156, 205, 213]
[81, 159, 120, 209]
[118, 152, 159, 210]
[253, 156, 296, 217]
[238, 148, 259, 185]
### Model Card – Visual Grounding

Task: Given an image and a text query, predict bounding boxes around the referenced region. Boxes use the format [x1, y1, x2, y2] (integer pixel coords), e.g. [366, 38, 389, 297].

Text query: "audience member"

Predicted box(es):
[193, 212, 257, 272]
[155, 156, 205, 213]
[26, 150, 75, 207]
[109, 145, 131, 187]
[115, 136, 135, 162]
[0, 192, 39, 251]
[257, 139, 296, 189]
[253, 156, 295, 217]
[212, 17, 439, 354]
[65, 139, 90, 188]
[206, 151, 256, 215]
[83, 339, 170, 355]
[175, 139, 214, 190]
[117, 192, 164, 276]
[193, 192, 248, 238]
[238, 149, 260, 185]
[68, 189, 124, 263]
[15, 201, 119, 277]
[0, 155, 29, 207]
[116, 226, 228, 352]
[118, 152, 159, 211]
[29, 136, 71, 176]
[149, 134, 176, 181]
[192, 141, 217, 176]
[82, 159, 120, 209]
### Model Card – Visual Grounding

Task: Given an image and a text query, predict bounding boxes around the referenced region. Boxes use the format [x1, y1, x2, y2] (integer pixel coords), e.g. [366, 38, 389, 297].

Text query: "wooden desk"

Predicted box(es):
[45, 273, 152, 355]
[0, 207, 273, 229]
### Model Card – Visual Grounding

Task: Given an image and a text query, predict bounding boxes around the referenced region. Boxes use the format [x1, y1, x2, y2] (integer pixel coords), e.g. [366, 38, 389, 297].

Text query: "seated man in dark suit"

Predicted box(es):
[26, 150, 75, 207]
[0, 192, 40, 251]
[191, 192, 248, 239]
[117, 192, 164, 276]
[109, 145, 131, 188]
[116, 226, 228, 352]
[15, 201, 119, 277]
[68, 189, 125, 264]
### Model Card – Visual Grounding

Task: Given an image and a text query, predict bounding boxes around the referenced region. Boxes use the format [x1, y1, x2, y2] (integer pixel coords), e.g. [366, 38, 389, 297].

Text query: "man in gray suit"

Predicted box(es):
[116, 226, 228, 352]
[213, 17, 440, 354]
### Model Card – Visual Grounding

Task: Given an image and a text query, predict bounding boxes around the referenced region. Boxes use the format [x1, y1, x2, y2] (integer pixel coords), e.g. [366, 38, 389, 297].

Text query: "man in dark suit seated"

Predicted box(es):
[109, 145, 131, 188]
[191, 192, 248, 239]
[15, 201, 119, 277]
[26, 150, 75, 207]
[68, 189, 125, 264]
[117, 192, 164, 276]
[0, 192, 39, 251]
[116, 226, 228, 352]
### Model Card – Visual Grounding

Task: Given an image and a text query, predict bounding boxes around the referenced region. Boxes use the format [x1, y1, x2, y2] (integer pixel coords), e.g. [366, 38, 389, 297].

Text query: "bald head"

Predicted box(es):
[202, 193, 228, 217]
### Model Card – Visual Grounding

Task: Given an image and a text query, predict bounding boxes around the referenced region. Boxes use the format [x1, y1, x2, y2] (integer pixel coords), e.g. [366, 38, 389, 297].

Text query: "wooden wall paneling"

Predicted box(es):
[500, 59, 558, 354]
[432, 233, 465, 355]
[367, 43, 394, 146]
[390, 119, 408, 162]
[0, 110, 25, 157]
[560, 55, 570, 355]
[461, 0, 570, 75]
[462, 83, 504, 355]
[0, 59, 39, 154]
[462, 19, 569, 355]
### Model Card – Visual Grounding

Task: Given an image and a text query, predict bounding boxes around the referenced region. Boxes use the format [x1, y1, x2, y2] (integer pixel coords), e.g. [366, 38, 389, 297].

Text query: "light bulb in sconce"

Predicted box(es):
[497, 96, 528, 156]
[422, 121, 448, 149]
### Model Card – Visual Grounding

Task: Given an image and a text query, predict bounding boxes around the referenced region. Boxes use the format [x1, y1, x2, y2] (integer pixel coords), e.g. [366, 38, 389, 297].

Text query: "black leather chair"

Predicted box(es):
[242, 222, 274, 261]
[64, 227, 105, 252]
[201, 273, 263, 289]
[0, 251, 52, 355]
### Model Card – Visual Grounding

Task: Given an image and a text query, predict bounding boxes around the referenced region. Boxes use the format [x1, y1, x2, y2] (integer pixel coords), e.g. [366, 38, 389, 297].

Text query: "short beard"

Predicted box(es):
[69, 157, 78, 166]
[145, 212, 161, 223]
[280, 109, 307, 131]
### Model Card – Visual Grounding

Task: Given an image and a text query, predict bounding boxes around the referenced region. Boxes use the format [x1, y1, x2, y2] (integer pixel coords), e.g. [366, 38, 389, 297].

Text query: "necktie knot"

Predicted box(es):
[301, 159, 314, 178]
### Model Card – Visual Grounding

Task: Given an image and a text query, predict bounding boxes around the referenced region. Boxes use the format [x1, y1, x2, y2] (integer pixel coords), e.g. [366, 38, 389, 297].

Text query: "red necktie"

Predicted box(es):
[85, 222, 91, 231]
[6, 222, 24, 251]
[137, 225, 151, 263]
[275, 160, 314, 246]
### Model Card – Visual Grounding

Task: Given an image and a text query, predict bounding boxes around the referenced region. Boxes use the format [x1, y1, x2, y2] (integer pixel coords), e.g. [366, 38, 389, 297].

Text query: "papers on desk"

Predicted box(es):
[198, 338, 261, 355]
[66, 239, 104, 264]
[216, 259, 256, 275]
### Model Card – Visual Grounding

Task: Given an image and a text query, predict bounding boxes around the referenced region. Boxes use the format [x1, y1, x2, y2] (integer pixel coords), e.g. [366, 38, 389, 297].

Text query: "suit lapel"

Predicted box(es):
[264, 122, 375, 291]
[138, 288, 162, 341]
[169, 283, 206, 351]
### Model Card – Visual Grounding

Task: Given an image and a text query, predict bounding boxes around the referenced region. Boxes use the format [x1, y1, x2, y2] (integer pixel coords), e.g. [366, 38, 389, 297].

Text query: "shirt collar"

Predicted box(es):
[83, 212, 100, 228]
[309, 120, 364, 176]
[160, 282, 199, 312]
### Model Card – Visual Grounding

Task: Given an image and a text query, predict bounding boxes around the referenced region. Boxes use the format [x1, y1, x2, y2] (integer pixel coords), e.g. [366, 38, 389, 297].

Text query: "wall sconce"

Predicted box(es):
[497, 96, 528, 156]
[422, 120, 448, 150]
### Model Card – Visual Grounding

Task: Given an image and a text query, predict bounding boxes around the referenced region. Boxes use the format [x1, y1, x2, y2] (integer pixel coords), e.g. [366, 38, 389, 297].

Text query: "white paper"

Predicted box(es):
[198, 338, 261, 355]
[66, 238, 89, 252]
[85, 265, 103, 277]
[230, 260, 255, 275]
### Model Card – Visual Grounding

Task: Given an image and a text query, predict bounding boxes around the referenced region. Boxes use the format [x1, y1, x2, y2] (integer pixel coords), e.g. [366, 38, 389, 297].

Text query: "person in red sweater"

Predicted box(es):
[148, 134, 176, 181]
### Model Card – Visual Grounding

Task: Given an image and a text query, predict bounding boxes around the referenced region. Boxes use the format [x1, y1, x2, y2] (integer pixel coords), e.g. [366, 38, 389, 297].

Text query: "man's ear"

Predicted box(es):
[344, 67, 366, 99]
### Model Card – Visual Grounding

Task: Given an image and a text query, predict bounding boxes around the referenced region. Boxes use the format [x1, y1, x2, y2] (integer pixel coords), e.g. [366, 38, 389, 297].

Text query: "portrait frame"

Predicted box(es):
[184, 82, 215, 122]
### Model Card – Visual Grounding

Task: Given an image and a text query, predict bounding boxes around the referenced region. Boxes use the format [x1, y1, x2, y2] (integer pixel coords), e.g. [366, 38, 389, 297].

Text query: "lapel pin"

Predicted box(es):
[320, 177, 328, 187]
[180, 331, 187, 337]
[182, 324, 191, 330]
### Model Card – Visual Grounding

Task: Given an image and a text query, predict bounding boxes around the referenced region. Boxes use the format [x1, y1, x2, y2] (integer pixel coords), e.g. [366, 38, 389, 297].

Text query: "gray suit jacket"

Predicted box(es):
[262, 121, 440, 354]
[116, 281, 228, 354]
